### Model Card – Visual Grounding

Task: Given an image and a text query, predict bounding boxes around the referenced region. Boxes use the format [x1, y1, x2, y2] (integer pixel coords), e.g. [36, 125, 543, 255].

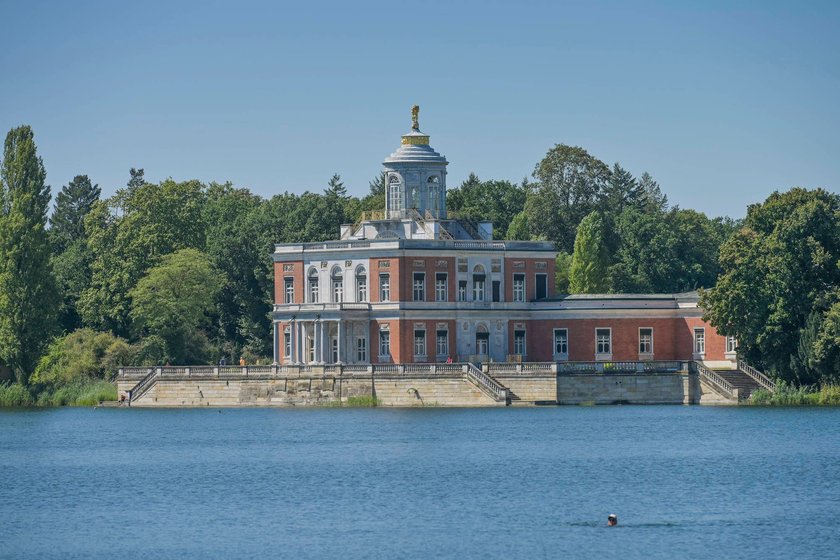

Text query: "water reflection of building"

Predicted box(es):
[270, 108, 733, 367]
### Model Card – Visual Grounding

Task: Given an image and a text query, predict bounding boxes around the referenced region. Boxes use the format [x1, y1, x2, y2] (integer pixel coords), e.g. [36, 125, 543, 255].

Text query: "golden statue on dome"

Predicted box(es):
[411, 105, 420, 130]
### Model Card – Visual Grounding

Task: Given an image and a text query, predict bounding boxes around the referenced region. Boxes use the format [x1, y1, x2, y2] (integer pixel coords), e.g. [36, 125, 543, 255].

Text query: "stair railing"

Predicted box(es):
[128, 368, 160, 404]
[463, 363, 508, 402]
[737, 360, 776, 393]
[693, 361, 737, 400]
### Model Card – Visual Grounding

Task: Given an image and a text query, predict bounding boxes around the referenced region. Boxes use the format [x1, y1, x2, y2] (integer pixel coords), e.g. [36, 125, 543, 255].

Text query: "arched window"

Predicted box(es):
[472, 265, 486, 301]
[388, 174, 402, 212]
[355, 266, 367, 302]
[427, 175, 439, 184]
[307, 268, 319, 303]
[331, 266, 343, 303]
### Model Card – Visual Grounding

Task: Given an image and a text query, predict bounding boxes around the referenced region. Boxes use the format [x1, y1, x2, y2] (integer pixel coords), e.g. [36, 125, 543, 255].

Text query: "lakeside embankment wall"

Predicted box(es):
[117, 363, 729, 407]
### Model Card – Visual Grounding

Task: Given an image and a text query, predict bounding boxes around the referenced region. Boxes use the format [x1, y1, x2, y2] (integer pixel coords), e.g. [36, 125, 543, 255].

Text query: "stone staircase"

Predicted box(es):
[713, 369, 765, 401]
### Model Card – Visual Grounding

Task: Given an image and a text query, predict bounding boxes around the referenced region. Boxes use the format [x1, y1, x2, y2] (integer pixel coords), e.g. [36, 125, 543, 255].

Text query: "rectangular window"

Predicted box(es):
[596, 328, 611, 355]
[284, 329, 292, 360]
[379, 330, 390, 357]
[308, 336, 315, 363]
[284, 278, 294, 304]
[554, 328, 568, 357]
[476, 332, 489, 356]
[492, 280, 500, 302]
[694, 328, 705, 354]
[513, 274, 525, 302]
[513, 330, 526, 356]
[356, 337, 367, 362]
[639, 328, 653, 355]
[473, 275, 485, 301]
[356, 275, 367, 302]
[436, 330, 448, 357]
[535, 273, 548, 300]
[435, 273, 448, 302]
[332, 278, 343, 303]
[308, 276, 319, 303]
[389, 182, 401, 212]
[726, 336, 737, 353]
[379, 274, 390, 302]
[414, 330, 426, 358]
[413, 272, 425, 302]
[458, 280, 467, 302]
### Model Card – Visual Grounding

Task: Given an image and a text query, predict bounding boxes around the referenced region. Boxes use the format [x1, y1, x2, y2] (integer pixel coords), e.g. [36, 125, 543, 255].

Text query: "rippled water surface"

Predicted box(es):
[1, 406, 839, 559]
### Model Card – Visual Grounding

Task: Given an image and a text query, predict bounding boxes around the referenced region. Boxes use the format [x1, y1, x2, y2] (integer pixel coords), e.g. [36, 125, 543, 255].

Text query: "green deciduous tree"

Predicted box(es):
[0, 126, 59, 383]
[446, 173, 526, 239]
[569, 211, 610, 293]
[701, 188, 840, 383]
[610, 208, 729, 293]
[79, 178, 207, 335]
[528, 145, 610, 252]
[202, 183, 267, 358]
[130, 249, 223, 364]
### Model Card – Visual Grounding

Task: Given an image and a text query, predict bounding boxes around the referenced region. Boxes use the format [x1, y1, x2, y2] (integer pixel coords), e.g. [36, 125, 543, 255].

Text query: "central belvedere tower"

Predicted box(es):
[383, 105, 448, 220]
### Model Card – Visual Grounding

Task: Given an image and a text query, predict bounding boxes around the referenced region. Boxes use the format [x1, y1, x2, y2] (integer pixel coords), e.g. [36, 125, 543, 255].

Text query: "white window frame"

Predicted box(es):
[513, 274, 525, 302]
[356, 337, 367, 362]
[413, 329, 426, 359]
[331, 268, 343, 303]
[307, 269, 319, 303]
[639, 327, 654, 357]
[694, 328, 705, 356]
[513, 330, 526, 357]
[379, 274, 390, 302]
[284, 277, 294, 304]
[435, 273, 448, 302]
[553, 328, 568, 360]
[458, 280, 467, 302]
[473, 277, 485, 302]
[356, 268, 367, 302]
[379, 330, 391, 358]
[413, 272, 425, 302]
[595, 327, 612, 360]
[726, 336, 737, 354]
[284, 327, 292, 362]
[388, 177, 402, 212]
[436, 330, 448, 358]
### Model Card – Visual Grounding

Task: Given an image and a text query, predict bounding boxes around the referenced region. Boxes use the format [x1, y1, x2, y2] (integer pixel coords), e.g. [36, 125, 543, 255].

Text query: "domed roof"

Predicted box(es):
[383, 106, 448, 164]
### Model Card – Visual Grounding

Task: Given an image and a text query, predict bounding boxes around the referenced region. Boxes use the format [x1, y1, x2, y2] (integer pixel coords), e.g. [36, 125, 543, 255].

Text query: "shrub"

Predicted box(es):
[31, 329, 135, 386]
[0, 383, 35, 407]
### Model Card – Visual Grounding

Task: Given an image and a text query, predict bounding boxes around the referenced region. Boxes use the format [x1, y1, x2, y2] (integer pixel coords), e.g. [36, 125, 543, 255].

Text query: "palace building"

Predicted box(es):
[270, 108, 734, 367]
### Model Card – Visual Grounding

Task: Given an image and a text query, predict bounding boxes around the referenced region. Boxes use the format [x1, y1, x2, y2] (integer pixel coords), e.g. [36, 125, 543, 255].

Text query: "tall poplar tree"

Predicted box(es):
[569, 211, 610, 294]
[0, 126, 58, 383]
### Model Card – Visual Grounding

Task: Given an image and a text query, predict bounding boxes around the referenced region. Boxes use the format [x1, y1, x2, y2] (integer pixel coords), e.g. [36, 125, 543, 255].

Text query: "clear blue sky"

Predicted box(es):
[1, 0, 838, 218]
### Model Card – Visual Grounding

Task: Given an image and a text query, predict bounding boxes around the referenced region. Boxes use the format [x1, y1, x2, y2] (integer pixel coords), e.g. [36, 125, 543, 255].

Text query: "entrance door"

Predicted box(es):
[331, 337, 339, 363]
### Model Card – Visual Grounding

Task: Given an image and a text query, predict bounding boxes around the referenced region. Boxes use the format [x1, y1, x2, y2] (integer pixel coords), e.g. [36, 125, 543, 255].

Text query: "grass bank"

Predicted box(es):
[750, 384, 840, 406]
[0, 379, 116, 407]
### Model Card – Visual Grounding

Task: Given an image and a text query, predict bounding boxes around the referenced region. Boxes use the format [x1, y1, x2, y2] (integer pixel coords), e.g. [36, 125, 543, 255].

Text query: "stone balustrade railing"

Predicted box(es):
[692, 361, 737, 400]
[737, 360, 776, 392]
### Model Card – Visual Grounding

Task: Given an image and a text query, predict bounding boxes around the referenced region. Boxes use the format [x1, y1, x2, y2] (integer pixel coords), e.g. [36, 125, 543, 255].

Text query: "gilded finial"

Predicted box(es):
[411, 105, 420, 131]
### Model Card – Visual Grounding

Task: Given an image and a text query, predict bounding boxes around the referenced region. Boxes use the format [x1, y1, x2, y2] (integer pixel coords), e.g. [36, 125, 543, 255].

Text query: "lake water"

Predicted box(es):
[1, 406, 839, 559]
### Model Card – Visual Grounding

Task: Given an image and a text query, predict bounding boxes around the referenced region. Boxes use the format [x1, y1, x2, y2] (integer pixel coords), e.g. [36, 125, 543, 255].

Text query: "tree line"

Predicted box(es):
[0, 125, 837, 403]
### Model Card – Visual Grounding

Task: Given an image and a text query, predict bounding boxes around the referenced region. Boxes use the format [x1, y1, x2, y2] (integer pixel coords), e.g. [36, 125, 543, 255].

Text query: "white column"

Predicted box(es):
[273, 322, 280, 365]
[337, 320, 343, 364]
[314, 320, 321, 364]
